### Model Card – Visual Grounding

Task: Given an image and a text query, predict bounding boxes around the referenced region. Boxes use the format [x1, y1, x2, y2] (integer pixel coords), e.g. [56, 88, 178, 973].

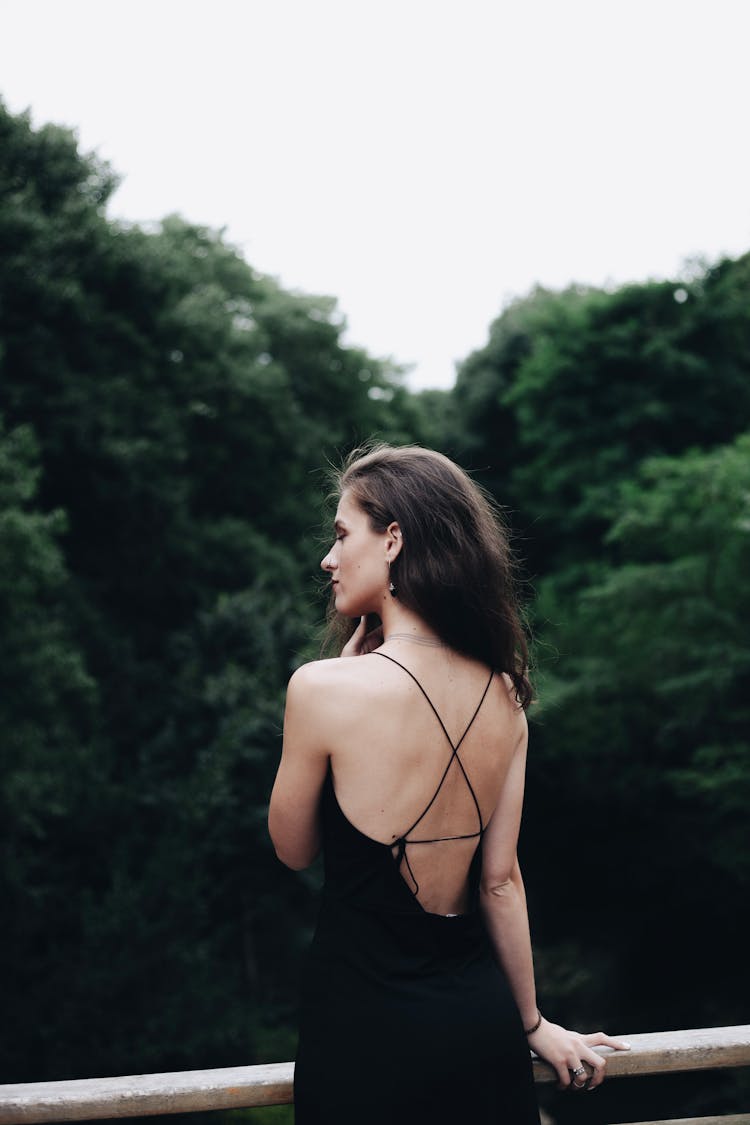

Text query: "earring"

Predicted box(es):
[388, 559, 397, 598]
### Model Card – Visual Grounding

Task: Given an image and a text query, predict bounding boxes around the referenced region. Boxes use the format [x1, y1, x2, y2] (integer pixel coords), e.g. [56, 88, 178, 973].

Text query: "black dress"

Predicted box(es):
[294, 653, 540, 1124]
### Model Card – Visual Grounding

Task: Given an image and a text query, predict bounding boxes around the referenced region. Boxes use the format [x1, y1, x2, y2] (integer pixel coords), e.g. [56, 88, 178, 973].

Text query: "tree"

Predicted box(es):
[453, 263, 750, 577]
[525, 434, 750, 1036]
[0, 99, 419, 1081]
[0, 418, 104, 1079]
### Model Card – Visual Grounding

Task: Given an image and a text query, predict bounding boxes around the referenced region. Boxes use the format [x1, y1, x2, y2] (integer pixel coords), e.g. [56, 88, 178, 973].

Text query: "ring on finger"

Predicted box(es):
[572, 1079, 587, 1089]
[571, 1066, 586, 1077]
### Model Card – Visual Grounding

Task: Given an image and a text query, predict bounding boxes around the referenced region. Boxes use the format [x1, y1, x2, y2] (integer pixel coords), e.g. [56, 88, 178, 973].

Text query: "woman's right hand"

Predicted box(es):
[341, 616, 384, 657]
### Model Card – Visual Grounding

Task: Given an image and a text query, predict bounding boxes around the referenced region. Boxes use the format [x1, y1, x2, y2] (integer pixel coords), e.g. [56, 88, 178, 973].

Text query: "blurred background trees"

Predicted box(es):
[1, 100, 747, 1119]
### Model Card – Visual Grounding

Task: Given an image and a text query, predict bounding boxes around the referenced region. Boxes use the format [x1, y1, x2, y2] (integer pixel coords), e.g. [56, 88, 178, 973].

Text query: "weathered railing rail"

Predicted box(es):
[0, 1025, 748, 1123]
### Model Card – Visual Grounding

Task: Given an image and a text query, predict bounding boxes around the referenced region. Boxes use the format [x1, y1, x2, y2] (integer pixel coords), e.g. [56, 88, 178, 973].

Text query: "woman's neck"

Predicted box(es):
[385, 631, 446, 648]
[379, 602, 442, 647]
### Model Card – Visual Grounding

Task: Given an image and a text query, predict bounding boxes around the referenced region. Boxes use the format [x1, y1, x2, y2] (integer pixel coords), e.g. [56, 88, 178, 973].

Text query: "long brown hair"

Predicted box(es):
[324, 443, 532, 709]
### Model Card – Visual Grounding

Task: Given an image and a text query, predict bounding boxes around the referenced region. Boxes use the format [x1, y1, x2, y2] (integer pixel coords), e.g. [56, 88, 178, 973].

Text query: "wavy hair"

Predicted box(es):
[323, 443, 532, 709]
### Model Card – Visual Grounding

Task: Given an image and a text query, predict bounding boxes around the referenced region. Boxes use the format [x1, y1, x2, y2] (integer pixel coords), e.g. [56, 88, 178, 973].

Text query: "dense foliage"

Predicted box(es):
[1, 101, 747, 1120]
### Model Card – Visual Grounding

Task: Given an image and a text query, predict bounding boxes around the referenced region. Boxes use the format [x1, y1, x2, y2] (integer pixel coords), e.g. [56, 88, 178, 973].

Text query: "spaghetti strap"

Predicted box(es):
[373, 651, 494, 897]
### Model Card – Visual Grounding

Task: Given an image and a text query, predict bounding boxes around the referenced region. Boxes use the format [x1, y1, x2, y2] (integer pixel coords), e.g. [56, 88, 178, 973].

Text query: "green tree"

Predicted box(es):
[525, 434, 750, 1034]
[0, 418, 104, 1078]
[0, 99, 420, 1081]
[453, 263, 750, 577]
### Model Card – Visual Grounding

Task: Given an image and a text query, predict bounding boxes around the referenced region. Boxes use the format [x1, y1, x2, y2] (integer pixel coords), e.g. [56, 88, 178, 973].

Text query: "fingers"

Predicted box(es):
[341, 617, 367, 657]
[567, 1042, 624, 1091]
[538, 1033, 591, 1090]
[552, 1058, 572, 1088]
[578, 1034, 631, 1092]
[361, 625, 384, 654]
[561, 1062, 598, 1092]
[580, 1047, 607, 1090]
[538, 1023, 629, 1093]
[581, 1031, 632, 1052]
[560, 1047, 607, 1093]
[342, 617, 387, 657]
[558, 1050, 587, 1091]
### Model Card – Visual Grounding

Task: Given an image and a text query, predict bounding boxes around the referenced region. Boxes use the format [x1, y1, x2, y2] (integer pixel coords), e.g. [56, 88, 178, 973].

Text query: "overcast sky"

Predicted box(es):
[2, 0, 749, 389]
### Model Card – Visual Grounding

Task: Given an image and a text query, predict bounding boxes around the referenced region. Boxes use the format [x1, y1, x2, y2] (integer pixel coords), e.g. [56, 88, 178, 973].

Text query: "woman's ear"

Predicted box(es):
[385, 521, 403, 561]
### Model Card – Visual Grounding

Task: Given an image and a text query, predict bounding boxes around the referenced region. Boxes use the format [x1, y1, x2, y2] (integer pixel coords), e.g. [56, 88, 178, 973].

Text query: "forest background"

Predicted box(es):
[1, 102, 748, 1124]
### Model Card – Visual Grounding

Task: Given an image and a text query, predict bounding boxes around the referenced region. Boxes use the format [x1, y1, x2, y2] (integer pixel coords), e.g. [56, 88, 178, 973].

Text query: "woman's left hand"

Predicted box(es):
[341, 616, 384, 657]
[527, 1016, 631, 1091]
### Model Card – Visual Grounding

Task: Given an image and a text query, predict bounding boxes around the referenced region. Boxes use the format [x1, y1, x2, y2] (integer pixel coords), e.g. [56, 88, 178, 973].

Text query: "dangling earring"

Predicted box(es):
[388, 559, 397, 598]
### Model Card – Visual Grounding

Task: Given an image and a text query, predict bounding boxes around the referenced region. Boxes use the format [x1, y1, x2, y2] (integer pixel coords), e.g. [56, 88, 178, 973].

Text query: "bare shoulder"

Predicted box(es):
[496, 672, 529, 745]
[288, 655, 374, 688]
[287, 659, 335, 692]
[286, 655, 381, 707]
[284, 657, 385, 753]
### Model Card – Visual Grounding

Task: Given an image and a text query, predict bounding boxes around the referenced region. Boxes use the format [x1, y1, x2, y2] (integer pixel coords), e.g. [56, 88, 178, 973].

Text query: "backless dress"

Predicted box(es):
[293, 653, 540, 1124]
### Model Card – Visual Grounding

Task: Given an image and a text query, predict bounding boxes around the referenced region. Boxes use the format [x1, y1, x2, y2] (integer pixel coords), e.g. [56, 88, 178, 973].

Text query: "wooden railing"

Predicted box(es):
[0, 1025, 748, 1124]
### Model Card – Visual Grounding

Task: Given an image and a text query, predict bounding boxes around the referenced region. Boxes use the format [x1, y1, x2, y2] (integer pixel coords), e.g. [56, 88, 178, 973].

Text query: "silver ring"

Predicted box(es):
[571, 1065, 586, 1077]
[573, 1080, 587, 1089]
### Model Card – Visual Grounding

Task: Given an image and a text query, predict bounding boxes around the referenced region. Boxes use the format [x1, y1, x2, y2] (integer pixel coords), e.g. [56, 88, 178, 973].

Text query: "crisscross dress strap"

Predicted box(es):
[374, 651, 494, 898]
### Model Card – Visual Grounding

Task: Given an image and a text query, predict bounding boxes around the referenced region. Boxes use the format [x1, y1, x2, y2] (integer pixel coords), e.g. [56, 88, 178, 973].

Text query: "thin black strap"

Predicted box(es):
[374, 651, 493, 839]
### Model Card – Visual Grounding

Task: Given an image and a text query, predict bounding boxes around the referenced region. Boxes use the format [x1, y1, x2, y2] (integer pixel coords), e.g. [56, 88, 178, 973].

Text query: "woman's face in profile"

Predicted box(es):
[321, 489, 388, 617]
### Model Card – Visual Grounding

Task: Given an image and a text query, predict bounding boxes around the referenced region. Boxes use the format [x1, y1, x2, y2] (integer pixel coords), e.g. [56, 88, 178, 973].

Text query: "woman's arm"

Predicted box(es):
[268, 663, 330, 870]
[481, 715, 630, 1090]
[480, 718, 539, 1027]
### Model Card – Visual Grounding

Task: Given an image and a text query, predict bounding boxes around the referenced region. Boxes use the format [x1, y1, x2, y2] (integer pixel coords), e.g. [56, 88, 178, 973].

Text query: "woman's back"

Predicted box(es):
[314, 642, 526, 916]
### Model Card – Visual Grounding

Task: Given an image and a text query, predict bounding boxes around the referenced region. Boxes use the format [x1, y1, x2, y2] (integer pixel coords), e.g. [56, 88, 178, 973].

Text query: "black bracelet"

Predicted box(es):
[524, 1009, 542, 1035]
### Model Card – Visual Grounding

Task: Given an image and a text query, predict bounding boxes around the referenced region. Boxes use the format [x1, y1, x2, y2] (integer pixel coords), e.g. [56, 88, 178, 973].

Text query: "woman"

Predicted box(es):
[269, 444, 629, 1124]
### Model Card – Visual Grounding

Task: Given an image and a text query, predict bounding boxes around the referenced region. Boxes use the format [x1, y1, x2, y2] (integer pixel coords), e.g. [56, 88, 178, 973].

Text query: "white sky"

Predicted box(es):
[2, 0, 750, 389]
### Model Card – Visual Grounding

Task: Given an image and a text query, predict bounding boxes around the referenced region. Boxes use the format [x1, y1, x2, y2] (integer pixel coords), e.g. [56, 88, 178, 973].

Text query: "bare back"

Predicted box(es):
[323, 644, 525, 916]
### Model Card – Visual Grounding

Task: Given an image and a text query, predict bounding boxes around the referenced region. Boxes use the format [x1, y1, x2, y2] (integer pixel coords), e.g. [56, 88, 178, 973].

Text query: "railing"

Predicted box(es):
[0, 1026, 748, 1124]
